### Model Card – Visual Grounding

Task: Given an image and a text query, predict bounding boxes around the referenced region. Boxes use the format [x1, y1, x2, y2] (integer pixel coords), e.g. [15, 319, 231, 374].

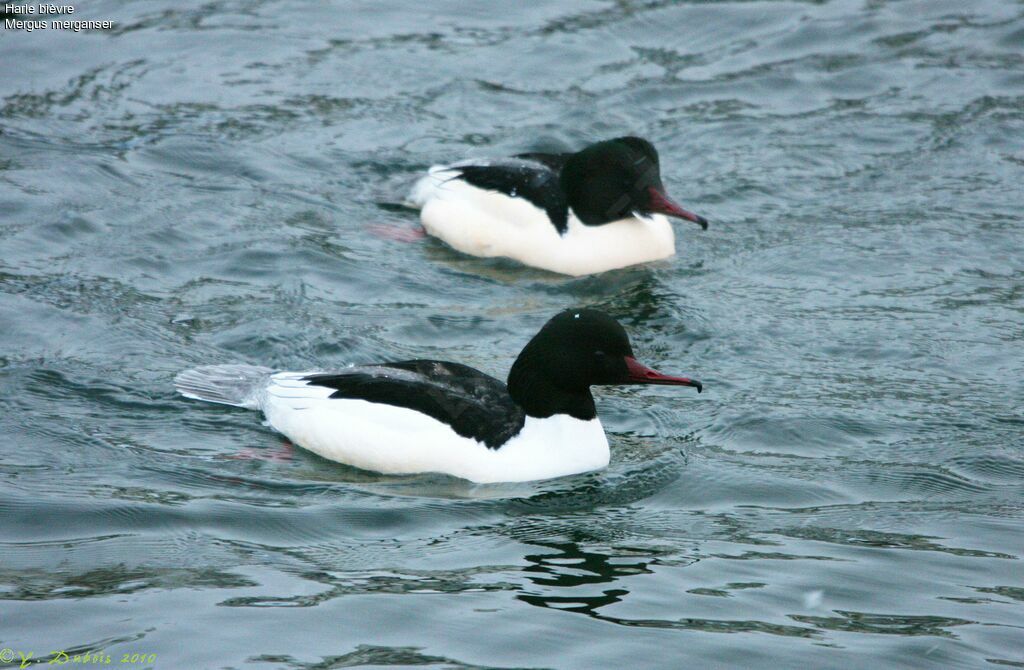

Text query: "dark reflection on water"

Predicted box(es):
[789, 611, 975, 638]
[2, 0, 1023, 667]
[518, 538, 819, 637]
[518, 540, 650, 614]
[1, 564, 258, 601]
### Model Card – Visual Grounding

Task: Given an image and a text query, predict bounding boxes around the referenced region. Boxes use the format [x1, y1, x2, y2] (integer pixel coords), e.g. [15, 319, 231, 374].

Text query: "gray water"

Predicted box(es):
[1, 1, 1023, 668]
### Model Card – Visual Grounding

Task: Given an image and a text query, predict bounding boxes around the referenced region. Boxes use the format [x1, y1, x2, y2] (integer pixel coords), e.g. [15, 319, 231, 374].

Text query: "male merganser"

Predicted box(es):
[407, 136, 708, 276]
[174, 309, 703, 483]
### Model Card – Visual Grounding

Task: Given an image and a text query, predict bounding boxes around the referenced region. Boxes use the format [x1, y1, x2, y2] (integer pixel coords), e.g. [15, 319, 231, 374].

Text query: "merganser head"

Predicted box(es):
[560, 136, 709, 229]
[507, 308, 702, 419]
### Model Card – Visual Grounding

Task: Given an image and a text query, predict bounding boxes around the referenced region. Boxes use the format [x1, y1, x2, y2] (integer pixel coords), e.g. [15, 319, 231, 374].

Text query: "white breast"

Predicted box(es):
[258, 373, 610, 484]
[409, 168, 676, 276]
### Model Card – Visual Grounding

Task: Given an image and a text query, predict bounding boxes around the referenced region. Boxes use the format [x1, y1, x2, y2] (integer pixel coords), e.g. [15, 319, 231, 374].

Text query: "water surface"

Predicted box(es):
[1, 0, 1023, 667]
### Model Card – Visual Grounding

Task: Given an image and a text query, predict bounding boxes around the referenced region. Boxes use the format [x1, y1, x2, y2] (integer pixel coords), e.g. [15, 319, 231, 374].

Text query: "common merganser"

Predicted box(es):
[407, 136, 708, 276]
[174, 309, 703, 483]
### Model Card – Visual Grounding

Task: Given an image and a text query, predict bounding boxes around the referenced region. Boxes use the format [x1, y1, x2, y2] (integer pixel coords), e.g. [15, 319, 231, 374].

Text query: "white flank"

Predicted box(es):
[234, 372, 612, 484]
[410, 167, 676, 276]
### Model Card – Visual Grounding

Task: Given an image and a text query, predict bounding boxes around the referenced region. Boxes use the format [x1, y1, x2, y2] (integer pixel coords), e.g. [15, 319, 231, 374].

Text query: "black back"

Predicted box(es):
[450, 158, 570, 234]
[304, 360, 525, 449]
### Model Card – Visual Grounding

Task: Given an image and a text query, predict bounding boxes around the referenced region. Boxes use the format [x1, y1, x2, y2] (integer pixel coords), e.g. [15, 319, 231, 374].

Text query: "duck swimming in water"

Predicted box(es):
[408, 136, 708, 276]
[175, 309, 703, 483]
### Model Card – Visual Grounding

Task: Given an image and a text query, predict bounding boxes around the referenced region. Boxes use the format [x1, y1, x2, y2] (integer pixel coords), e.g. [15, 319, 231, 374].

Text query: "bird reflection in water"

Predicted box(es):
[516, 540, 660, 616]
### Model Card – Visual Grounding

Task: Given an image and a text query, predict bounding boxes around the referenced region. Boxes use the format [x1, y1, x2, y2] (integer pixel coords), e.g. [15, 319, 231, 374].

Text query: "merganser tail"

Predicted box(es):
[406, 165, 451, 209]
[174, 364, 273, 409]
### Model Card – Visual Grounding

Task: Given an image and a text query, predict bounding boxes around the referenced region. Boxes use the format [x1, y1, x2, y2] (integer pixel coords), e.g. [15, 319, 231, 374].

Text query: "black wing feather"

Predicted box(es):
[303, 360, 525, 449]
[450, 159, 569, 234]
